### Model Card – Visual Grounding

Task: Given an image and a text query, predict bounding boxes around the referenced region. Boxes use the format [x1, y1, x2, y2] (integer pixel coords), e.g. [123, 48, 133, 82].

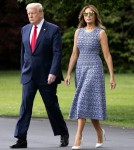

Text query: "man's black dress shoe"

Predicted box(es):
[10, 139, 27, 148]
[60, 134, 69, 147]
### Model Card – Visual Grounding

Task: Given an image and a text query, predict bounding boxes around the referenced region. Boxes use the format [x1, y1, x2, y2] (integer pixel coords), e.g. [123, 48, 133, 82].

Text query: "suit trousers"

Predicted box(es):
[14, 80, 68, 140]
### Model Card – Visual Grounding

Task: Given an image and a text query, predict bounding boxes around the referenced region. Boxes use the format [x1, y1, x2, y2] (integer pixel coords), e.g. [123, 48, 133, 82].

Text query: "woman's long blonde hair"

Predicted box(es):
[78, 5, 106, 30]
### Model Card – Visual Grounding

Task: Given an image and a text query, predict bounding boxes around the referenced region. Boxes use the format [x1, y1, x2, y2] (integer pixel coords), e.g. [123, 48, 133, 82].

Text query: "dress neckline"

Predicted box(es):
[84, 27, 97, 33]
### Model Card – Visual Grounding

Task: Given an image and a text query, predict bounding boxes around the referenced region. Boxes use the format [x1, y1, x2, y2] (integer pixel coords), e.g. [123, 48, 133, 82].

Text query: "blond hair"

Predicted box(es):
[26, 3, 44, 13]
[78, 5, 106, 30]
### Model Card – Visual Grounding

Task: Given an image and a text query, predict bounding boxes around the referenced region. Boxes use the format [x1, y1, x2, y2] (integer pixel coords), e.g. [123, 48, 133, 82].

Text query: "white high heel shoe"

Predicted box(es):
[72, 145, 81, 150]
[95, 129, 106, 148]
[72, 137, 83, 150]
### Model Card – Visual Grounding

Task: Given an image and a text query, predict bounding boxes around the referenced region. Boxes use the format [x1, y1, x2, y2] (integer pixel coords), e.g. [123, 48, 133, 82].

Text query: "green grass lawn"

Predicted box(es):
[0, 71, 134, 128]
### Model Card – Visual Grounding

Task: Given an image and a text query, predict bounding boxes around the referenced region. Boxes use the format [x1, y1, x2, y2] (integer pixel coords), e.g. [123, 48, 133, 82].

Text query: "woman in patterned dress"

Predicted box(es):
[65, 5, 116, 149]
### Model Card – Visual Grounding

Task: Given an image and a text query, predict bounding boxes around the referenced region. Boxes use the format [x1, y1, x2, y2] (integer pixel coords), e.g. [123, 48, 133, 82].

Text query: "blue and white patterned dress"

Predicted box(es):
[69, 27, 107, 120]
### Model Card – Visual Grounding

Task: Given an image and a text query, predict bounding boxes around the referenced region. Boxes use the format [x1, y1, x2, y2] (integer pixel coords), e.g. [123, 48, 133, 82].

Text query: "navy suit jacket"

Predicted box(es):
[20, 20, 63, 85]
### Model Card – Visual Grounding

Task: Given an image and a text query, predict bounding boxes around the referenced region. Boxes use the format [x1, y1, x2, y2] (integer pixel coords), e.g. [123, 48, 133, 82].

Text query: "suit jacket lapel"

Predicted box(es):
[33, 21, 48, 53]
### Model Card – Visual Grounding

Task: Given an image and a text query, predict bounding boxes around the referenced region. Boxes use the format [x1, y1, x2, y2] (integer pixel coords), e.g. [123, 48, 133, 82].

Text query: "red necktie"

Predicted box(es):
[31, 25, 37, 53]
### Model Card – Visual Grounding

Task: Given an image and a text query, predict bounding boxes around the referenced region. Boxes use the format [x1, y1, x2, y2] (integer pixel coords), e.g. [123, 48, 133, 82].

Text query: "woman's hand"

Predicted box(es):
[110, 78, 116, 90]
[64, 75, 71, 86]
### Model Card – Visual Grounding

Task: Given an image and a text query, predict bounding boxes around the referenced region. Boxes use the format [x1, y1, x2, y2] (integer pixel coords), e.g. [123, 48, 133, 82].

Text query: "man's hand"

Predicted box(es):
[47, 74, 56, 84]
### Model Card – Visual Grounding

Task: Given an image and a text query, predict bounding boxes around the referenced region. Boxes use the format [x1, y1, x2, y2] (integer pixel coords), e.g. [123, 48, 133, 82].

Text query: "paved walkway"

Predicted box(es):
[0, 117, 134, 150]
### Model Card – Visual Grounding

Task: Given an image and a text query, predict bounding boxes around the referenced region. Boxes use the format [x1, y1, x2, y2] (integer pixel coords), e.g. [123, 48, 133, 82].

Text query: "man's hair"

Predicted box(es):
[26, 3, 44, 13]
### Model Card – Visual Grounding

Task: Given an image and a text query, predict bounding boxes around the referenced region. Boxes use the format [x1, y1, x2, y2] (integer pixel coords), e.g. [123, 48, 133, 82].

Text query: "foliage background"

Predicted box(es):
[0, 0, 134, 72]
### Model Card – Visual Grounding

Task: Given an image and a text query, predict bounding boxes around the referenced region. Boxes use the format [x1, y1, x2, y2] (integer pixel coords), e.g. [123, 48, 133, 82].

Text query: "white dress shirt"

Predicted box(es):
[30, 19, 44, 44]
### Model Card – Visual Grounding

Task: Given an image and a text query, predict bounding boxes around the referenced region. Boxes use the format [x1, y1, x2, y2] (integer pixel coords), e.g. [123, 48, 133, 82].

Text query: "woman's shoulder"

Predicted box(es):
[96, 27, 107, 36]
[99, 29, 107, 37]
[75, 28, 84, 35]
[76, 27, 84, 32]
[98, 28, 108, 40]
[96, 27, 106, 34]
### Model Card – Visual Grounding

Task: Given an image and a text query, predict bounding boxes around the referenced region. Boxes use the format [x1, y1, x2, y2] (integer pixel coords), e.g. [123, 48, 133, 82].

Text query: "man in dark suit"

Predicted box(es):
[10, 3, 69, 149]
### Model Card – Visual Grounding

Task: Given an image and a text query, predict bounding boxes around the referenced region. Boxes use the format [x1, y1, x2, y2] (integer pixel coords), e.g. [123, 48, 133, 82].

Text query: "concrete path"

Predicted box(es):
[0, 117, 134, 150]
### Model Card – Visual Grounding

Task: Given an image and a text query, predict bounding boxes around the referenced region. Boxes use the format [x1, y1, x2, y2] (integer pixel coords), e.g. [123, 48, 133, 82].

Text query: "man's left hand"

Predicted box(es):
[47, 74, 56, 84]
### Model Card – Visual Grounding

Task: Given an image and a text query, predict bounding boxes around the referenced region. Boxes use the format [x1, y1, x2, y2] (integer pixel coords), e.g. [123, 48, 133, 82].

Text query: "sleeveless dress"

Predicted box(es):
[69, 27, 107, 120]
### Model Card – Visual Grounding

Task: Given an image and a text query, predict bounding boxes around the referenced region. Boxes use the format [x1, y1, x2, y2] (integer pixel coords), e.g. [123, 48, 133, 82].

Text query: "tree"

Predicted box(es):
[0, 0, 133, 72]
[102, 0, 134, 72]
[0, 0, 28, 69]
